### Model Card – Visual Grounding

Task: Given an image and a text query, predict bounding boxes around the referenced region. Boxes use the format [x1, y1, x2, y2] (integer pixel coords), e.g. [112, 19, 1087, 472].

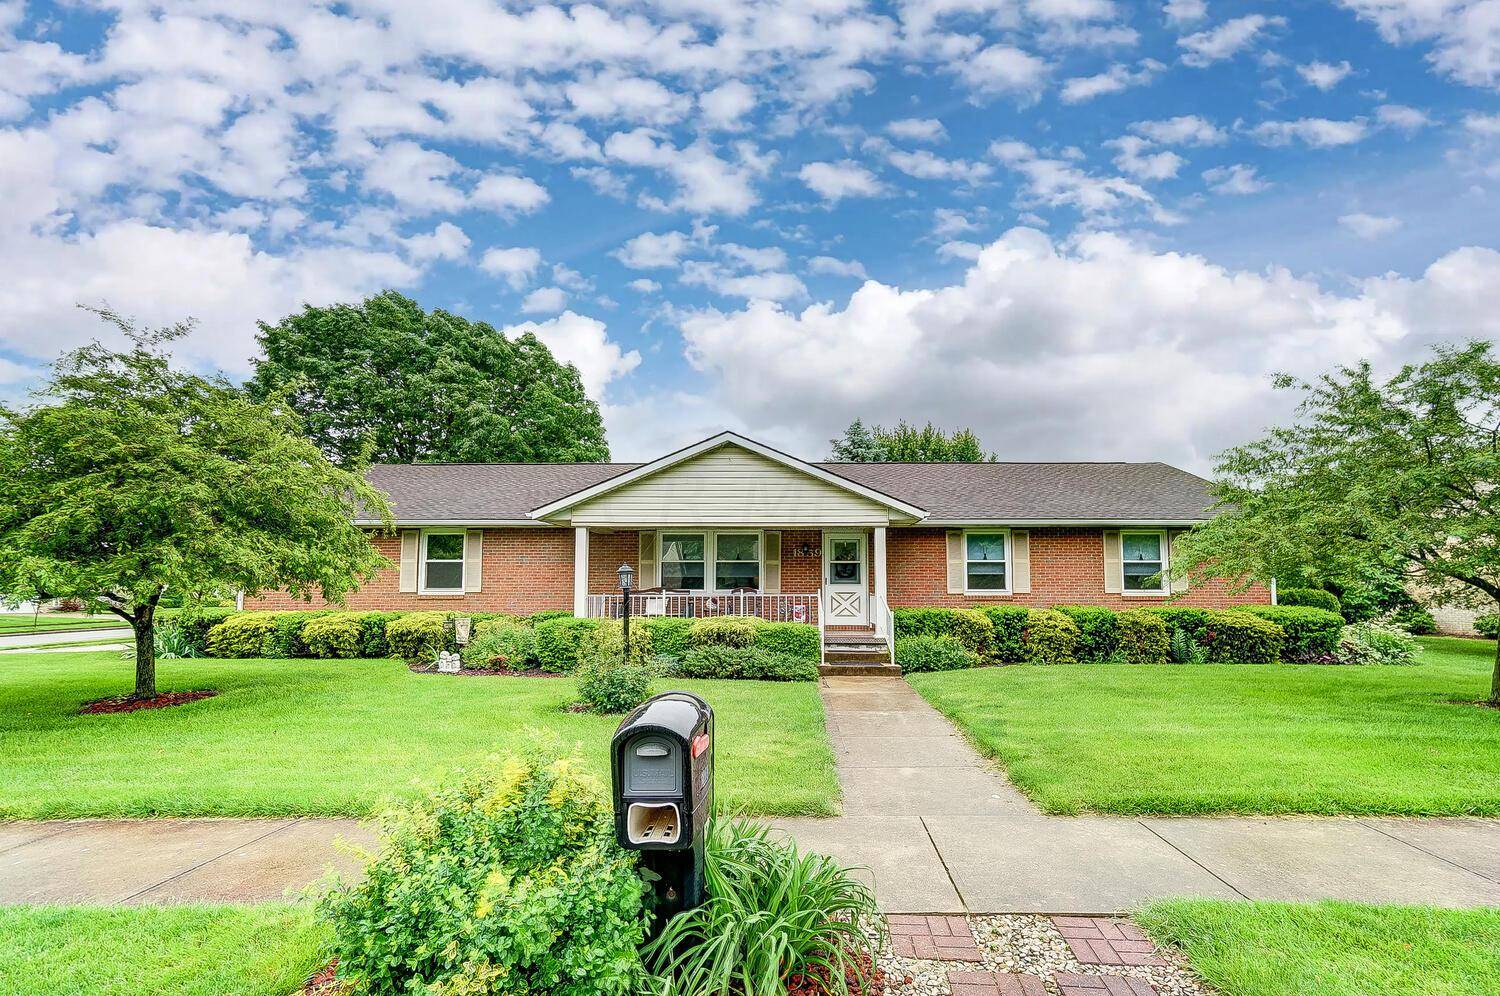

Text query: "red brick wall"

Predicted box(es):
[778, 530, 822, 593]
[589, 530, 640, 592]
[886, 527, 1271, 609]
[242, 528, 575, 614]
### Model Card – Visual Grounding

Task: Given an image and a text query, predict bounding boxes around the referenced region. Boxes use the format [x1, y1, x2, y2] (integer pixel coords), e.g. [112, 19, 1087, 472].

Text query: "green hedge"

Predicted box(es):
[1276, 587, 1342, 615]
[384, 612, 453, 662]
[676, 645, 817, 681]
[1142, 606, 1213, 644]
[158, 606, 237, 655]
[977, 606, 1029, 663]
[1023, 609, 1080, 665]
[1235, 605, 1343, 660]
[1116, 609, 1169, 666]
[534, 617, 601, 673]
[1205, 610, 1283, 664]
[1055, 606, 1119, 663]
[206, 614, 279, 657]
[752, 621, 821, 661]
[892, 607, 994, 656]
[301, 613, 365, 659]
[894, 634, 979, 673]
[638, 617, 695, 657]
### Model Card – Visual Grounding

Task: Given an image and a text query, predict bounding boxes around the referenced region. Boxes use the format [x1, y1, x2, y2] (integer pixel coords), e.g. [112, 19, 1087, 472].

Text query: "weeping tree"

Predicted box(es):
[1174, 342, 1500, 704]
[0, 310, 391, 700]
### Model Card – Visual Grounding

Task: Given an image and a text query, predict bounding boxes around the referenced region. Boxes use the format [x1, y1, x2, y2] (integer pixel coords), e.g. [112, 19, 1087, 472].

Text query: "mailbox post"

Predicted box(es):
[611, 691, 714, 928]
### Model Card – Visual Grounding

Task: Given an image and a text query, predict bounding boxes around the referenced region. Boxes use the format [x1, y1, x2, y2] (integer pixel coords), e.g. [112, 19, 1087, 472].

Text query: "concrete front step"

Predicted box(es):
[819, 661, 903, 677]
[825, 650, 891, 664]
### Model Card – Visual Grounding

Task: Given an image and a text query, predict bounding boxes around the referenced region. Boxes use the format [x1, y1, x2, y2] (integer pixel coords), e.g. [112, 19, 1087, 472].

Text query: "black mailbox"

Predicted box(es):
[611, 691, 714, 922]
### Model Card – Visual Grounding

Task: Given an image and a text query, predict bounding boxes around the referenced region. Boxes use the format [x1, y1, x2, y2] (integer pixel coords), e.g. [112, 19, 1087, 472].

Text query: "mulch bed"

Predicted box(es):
[408, 663, 564, 678]
[788, 951, 886, 996]
[78, 690, 218, 715]
[302, 959, 349, 996]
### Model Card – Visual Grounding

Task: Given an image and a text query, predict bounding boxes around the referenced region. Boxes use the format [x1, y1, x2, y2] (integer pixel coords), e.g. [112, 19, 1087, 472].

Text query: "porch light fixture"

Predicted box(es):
[618, 563, 636, 662]
[618, 563, 635, 591]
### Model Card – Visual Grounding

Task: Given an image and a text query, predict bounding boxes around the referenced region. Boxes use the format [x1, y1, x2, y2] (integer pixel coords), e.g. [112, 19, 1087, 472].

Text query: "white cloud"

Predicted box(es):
[1106, 136, 1185, 180]
[1339, 212, 1403, 239]
[1203, 163, 1270, 194]
[680, 260, 807, 301]
[1130, 115, 1227, 145]
[1179, 15, 1285, 67]
[471, 174, 550, 217]
[1060, 60, 1163, 102]
[613, 230, 694, 269]
[720, 243, 788, 271]
[403, 222, 470, 262]
[798, 160, 888, 202]
[627, 278, 661, 293]
[958, 45, 1051, 96]
[933, 207, 980, 239]
[362, 141, 467, 214]
[886, 118, 948, 142]
[1297, 60, 1354, 90]
[567, 73, 690, 126]
[989, 140, 1169, 222]
[808, 255, 868, 278]
[1377, 103, 1433, 131]
[1338, 0, 1500, 89]
[479, 246, 543, 288]
[604, 130, 767, 215]
[699, 81, 756, 130]
[500, 311, 640, 399]
[521, 286, 568, 313]
[1464, 111, 1500, 134]
[1163, 0, 1207, 26]
[1250, 118, 1370, 147]
[937, 240, 984, 260]
[673, 229, 1500, 469]
[885, 147, 993, 183]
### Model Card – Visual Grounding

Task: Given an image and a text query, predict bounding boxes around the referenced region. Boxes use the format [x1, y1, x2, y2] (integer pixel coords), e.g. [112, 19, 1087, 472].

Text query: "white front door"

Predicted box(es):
[823, 533, 868, 625]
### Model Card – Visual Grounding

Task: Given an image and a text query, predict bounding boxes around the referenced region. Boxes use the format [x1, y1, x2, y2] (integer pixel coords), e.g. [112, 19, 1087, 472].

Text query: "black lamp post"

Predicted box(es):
[617, 563, 635, 662]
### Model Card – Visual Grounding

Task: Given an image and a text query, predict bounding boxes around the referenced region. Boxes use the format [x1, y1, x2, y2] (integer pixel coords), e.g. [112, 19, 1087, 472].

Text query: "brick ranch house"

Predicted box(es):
[246, 432, 1270, 646]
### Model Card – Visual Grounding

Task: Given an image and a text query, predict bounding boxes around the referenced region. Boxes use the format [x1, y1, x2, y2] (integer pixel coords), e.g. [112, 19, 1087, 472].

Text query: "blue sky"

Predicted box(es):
[1, 0, 1498, 468]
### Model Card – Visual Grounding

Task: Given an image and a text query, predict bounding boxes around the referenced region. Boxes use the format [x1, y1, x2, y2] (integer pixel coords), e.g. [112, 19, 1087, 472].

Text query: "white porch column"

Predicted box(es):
[573, 526, 589, 617]
[873, 525, 888, 634]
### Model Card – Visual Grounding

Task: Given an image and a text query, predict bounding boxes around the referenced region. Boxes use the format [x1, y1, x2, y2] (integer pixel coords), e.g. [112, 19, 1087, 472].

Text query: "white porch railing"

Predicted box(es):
[816, 588, 826, 663]
[586, 592, 820, 624]
[873, 591, 895, 658]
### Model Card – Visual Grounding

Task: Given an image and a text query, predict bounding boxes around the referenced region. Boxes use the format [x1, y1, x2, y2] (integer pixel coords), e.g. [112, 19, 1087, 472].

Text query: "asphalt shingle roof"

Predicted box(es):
[364, 458, 1217, 523]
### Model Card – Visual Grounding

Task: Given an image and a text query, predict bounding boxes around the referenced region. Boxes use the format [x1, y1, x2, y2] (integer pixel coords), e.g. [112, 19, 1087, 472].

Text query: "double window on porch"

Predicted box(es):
[659, 531, 761, 592]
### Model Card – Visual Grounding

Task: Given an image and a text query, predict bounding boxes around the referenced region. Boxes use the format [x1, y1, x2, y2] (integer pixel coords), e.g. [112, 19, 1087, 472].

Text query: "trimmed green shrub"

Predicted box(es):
[638, 617, 695, 657]
[978, 606, 1029, 663]
[894, 634, 979, 673]
[301, 613, 365, 659]
[752, 621, 820, 662]
[1390, 603, 1437, 635]
[689, 616, 760, 648]
[1477, 612, 1500, 638]
[1116, 609, 1169, 665]
[319, 749, 646, 996]
[384, 612, 451, 662]
[528, 609, 574, 625]
[1236, 605, 1344, 661]
[358, 611, 401, 657]
[1204, 610, 1284, 664]
[162, 606, 236, 655]
[267, 610, 334, 658]
[1143, 606, 1213, 644]
[1339, 620, 1420, 665]
[1277, 587, 1342, 615]
[533, 617, 601, 673]
[472, 615, 529, 637]
[1055, 606, 1119, 663]
[461, 625, 539, 670]
[1023, 609, 1080, 665]
[676, 645, 818, 681]
[576, 623, 656, 712]
[891, 607, 993, 656]
[206, 614, 278, 657]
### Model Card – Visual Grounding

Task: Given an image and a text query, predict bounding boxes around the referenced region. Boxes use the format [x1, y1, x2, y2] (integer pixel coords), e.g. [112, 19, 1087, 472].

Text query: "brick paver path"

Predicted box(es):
[1051, 916, 1168, 967]
[947, 969, 1048, 996]
[1053, 972, 1158, 995]
[888, 914, 984, 961]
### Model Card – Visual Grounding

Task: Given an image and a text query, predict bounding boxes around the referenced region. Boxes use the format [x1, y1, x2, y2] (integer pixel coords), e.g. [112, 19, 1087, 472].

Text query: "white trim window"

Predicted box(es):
[420, 530, 466, 594]
[964, 530, 1010, 594]
[659, 532, 707, 591]
[714, 532, 761, 591]
[1121, 529, 1168, 594]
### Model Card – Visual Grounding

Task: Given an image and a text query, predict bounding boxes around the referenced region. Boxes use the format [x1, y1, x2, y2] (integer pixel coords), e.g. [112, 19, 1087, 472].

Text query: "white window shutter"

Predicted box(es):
[1102, 530, 1122, 594]
[1011, 530, 1031, 594]
[464, 530, 484, 593]
[763, 531, 781, 594]
[1169, 529, 1189, 593]
[638, 531, 658, 589]
[399, 530, 419, 593]
[946, 530, 965, 594]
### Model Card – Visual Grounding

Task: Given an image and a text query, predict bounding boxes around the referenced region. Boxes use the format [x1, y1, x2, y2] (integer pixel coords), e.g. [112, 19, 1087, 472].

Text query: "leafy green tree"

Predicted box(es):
[0, 312, 392, 700]
[249, 291, 609, 467]
[829, 418, 995, 461]
[1174, 342, 1500, 704]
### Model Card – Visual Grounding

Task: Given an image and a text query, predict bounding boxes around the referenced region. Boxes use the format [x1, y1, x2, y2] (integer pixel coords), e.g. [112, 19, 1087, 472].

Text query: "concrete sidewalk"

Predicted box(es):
[0, 627, 132, 650]
[2, 676, 1498, 912]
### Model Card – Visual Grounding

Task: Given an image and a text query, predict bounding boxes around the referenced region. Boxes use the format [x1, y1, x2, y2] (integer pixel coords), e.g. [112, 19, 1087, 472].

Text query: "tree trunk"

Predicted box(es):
[1491, 630, 1499, 708]
[133, 610, 156, 700]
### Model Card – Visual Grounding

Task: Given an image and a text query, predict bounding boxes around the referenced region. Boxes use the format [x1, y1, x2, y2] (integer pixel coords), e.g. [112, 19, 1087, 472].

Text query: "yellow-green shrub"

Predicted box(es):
[301, 613, 365, 659]
[1023, 609, 1080, 665]
[383, 612, 451, 662]
[205, 614, 278, 657]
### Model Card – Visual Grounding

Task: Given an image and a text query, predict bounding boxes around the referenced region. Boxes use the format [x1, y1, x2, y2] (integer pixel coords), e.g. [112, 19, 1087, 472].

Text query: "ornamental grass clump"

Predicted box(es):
[644, 818, 881, 996]
[318, 748, 648, 996]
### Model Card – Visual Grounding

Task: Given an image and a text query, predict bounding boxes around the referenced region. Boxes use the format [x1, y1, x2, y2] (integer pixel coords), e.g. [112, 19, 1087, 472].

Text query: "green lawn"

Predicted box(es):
[0, 652, 838, 818]
[0, 613, 125, 635]
[0, 904, 328, 996]
[1138, 899, 1500, 996]
[908, 637, 1500, 816]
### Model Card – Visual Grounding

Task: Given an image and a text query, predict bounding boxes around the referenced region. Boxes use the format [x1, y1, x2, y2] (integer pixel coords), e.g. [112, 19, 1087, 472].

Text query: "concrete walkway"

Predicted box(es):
[2, 676, 1498, 912]
[0, 627, 132, 650]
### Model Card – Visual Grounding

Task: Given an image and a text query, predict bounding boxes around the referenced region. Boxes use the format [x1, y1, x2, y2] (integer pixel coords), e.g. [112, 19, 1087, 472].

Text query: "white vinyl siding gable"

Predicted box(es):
[565, 446, 894, 526]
